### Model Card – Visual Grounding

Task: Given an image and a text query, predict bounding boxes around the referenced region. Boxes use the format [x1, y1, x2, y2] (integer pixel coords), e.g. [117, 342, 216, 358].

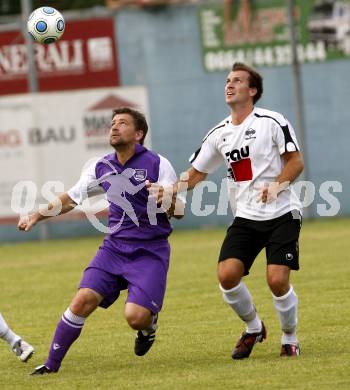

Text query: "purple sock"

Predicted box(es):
[45, 309, 85, 372]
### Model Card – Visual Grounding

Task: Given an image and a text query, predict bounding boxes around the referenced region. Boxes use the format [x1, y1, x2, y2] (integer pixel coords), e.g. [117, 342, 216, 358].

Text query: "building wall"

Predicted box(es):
[116, 4, 350, 223]
[1, 3, 349, 242]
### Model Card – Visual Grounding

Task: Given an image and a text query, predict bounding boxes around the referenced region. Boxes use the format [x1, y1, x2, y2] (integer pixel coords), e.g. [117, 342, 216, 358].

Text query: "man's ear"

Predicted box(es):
[135, 130, 144, 143]
[249, 87, 257, 98]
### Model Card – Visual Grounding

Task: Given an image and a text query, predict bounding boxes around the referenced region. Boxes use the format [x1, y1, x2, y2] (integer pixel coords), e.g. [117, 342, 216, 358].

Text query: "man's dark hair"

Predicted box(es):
[112, 107, 148, 145]
[232, 62, 263, 104]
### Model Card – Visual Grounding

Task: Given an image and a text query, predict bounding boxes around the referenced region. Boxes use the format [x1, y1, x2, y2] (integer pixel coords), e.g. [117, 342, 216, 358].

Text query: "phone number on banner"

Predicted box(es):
[204, 42, 326, 71]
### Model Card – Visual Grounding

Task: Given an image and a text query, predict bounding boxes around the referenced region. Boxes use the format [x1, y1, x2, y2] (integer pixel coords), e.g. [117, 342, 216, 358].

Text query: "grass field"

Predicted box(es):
[0, 218, 349, 389]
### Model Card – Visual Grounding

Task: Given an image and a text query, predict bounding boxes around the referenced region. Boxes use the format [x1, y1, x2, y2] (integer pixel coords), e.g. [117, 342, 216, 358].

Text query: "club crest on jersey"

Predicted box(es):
[245, 128, 256, 140]
[133, 169, 147, 181]
[225, 146, 253, 182]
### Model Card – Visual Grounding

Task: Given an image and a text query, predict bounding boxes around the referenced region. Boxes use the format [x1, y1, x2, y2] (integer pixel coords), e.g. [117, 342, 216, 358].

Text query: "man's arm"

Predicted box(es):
[17, 192, 77, 232]
[277, 151, 304, 184]
[166, 167, 208, 219]
[148, 131, 220, 214]
[179, 166, 208, 192]
[258, 151, 304, 203]
[165, 194, 184, 220]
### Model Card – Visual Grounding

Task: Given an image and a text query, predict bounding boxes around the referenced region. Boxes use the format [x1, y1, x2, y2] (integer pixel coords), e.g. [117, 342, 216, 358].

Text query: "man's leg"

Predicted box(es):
[267, 264, 300, 356]
[124, 302, 157, 356]
[32, 288, 103, 374]
[0, 312, 34, 362]
[120, 240, 170, 357]
[218, 258, 266, 359]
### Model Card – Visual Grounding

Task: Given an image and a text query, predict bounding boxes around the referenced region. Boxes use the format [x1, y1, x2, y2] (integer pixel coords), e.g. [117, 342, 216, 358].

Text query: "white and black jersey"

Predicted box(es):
[190, 107, 302, 221]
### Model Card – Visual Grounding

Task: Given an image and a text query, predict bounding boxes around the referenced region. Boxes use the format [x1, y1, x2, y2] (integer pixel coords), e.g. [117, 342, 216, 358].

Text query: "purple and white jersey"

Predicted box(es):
[68, 144, 179, 241]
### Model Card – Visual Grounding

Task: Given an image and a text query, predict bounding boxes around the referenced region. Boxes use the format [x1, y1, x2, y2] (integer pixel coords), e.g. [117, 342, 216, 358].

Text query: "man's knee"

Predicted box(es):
[217, 258, 244, 289]
[267, 265, 290, 296]
[268, 277, 288, 296]
[70, 288, 102, 317]
[124, 303, 152, 330]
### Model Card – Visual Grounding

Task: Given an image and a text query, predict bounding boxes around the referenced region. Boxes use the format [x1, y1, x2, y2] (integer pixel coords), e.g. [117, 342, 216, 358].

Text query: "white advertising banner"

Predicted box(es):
[0, 86, 150, 221]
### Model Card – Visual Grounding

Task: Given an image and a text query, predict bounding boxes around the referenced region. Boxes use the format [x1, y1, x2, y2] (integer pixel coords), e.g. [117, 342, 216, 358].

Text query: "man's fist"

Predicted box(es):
[17, 214, 38, 232]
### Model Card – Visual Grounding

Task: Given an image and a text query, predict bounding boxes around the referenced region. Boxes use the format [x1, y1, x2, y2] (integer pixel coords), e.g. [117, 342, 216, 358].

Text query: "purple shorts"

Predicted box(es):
[79, 239, 170, 313]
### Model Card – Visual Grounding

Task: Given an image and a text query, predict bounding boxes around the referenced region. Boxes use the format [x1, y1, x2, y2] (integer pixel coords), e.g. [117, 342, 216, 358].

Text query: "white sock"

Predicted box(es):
[63, 308, 86, 327]
[0, 313, 21, 348]
[281, 332, 298, 346]
[220, 282, 262, 333]
[272, 286, 298, 345]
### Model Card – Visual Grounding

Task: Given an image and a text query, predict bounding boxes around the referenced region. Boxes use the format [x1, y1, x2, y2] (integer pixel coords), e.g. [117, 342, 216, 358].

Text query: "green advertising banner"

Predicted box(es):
[199, 0, 350, 71]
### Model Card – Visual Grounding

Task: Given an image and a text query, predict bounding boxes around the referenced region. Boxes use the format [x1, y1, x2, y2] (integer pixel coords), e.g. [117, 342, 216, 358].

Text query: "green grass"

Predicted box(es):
[0, 218, 349, 389]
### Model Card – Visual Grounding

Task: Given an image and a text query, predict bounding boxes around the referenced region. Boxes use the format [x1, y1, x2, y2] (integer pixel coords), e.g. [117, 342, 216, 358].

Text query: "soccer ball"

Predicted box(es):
[27, 6, 65, 45]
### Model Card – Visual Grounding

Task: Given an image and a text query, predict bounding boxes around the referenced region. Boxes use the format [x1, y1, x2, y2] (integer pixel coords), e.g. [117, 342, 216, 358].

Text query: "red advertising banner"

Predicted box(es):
[0, 18, 119, 95]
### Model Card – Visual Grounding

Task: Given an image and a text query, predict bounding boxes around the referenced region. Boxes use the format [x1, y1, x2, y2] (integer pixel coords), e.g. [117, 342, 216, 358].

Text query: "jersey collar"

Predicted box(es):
[106, 143, 148, 167]
[229, 107, 256, 127]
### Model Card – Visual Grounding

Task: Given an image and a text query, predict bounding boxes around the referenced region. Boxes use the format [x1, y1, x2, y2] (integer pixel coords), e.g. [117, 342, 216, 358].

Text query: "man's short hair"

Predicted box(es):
[232, 62, 263, 104]
[112, 107, 148, 145]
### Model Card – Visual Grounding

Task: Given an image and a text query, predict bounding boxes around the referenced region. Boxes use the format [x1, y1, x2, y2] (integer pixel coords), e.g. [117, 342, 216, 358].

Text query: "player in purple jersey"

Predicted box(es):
[18, 107, 184, 375]
[148, 63, 304, 358]
[0, 312, 34, 362]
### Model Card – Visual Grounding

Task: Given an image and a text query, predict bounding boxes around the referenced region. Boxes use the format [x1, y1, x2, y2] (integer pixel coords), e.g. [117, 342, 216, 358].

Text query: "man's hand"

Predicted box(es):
[257, 181, 289, 203]
[17, 193, 77, 232]
[146, 181, 175, 206]
[17, 213, 39, 232]
[146, 181, 185, 219]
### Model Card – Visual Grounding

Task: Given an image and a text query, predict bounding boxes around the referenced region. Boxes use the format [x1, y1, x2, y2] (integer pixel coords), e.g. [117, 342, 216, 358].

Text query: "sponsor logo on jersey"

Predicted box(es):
[225, 146, 250, 162]
[225, 146, 253, 182]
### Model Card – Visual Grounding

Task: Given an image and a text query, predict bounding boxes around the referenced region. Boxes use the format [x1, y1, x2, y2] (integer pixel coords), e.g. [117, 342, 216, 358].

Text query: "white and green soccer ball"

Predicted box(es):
[27, 6, 65, 45]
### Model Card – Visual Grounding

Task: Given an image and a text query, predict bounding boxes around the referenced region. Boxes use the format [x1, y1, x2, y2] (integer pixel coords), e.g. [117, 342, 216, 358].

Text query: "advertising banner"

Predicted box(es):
[199, 0, 350, 71]
[0, 86, 149, 221]
[0, 18, 119, 94]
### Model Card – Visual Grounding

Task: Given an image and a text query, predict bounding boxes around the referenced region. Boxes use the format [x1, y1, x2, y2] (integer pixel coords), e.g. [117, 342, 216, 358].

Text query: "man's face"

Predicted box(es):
[109, 113, 143, 148]
[225, 70, 256, 106]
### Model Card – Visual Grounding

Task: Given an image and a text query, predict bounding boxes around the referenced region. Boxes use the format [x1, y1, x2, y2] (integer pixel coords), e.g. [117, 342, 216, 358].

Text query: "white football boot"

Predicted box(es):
[12, 339, 35, 362]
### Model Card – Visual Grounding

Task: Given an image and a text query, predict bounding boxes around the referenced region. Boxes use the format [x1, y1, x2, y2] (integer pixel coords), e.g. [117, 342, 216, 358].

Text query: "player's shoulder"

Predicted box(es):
[143, 148, 162, 164]
[253, 107, 288, 126]
[142, 150, 175, 179]
[157, 153, 175, 170]
[95, 152, 115, 166]
[203, 115, 230, 142]
[100, 152, 115, 161]
[157, 152, 169, 163]
[147, 151, 176, 173]
[94, 153, 115, 174]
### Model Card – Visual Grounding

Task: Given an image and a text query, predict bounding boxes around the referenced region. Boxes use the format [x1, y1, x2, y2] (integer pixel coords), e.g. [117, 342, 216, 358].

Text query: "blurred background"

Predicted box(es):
[1, 0, 350, 242]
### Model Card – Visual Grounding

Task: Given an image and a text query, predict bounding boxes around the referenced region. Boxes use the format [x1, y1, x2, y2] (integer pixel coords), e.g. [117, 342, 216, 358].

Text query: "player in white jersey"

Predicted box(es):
[0, 312, 34, 362]
[148, 62, 304, 358]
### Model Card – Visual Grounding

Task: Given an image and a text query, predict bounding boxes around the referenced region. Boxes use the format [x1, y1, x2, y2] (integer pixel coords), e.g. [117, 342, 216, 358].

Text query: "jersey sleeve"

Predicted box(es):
[272, 117, 300, 155]
[67, 158, 103, 205]
[158, 155, 177, 185]
[189, 134, 223, 173]
[158, 155, 186, 204]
